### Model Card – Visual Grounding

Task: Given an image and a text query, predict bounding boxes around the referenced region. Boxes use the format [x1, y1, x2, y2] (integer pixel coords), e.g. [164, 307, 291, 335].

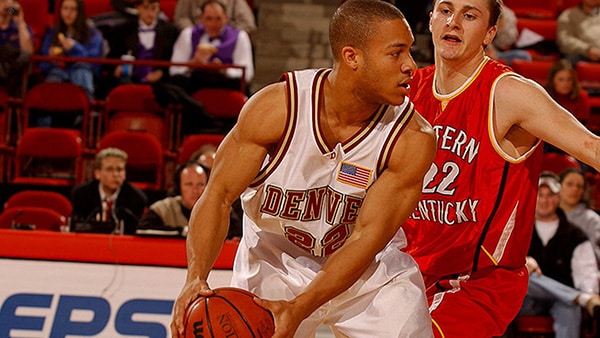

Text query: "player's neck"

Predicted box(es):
[325, 71, 379, 122]
[434, 52, 487, 95]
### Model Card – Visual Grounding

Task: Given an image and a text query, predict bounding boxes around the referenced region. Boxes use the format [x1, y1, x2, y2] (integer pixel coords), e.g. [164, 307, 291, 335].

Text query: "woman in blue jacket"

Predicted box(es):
[40, 0, 103, 100]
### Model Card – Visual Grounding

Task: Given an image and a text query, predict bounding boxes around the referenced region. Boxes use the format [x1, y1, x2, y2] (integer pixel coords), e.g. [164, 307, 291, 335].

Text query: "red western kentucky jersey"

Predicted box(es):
[403, 58, 543, 284]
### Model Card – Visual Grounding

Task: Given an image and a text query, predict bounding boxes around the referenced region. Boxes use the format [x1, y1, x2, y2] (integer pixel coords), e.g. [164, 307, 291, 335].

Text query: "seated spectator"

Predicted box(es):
[70, 147, 147, 235]
[544, 59, 590, 124]
[484, 5, 531, 66]
[559, 167, 600, 262]
[169, 0, 254, 89]
[557, 0, 600, 64]
[100, 0, 179, 97]
[173, 0, 256, 33]
[154, 0, 253, 134]
[0, 0, 33, 98]
[518, 172, 600, 338]
[39, 0, 104, 102]
[137, 160, 241, 238]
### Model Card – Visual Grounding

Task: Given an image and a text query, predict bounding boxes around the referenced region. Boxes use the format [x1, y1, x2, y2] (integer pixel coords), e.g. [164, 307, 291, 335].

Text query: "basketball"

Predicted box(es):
[183, 287, 275, 338]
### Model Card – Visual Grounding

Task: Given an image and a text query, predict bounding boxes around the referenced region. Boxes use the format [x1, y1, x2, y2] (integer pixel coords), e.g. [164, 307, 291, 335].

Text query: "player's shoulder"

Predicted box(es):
[235, 82, 288, 143]
[406, 107, 436, 146]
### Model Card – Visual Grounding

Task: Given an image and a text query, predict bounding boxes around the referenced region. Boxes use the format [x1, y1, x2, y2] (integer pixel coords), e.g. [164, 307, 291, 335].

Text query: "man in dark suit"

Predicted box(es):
[70, 147, 147, 235]
[98, 0, 179, 97]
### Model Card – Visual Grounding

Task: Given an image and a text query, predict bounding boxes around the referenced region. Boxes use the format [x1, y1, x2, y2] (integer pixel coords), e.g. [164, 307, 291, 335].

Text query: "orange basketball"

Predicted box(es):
[183, 287, 275, 338]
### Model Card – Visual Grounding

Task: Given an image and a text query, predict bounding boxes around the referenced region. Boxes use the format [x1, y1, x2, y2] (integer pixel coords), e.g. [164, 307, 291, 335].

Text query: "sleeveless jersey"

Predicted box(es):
[403, 58, 543, 284]
[236, 67, 415, 275]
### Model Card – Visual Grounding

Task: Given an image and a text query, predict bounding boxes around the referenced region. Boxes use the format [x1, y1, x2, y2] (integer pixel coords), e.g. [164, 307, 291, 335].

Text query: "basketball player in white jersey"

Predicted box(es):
[170, 0, 437, 337]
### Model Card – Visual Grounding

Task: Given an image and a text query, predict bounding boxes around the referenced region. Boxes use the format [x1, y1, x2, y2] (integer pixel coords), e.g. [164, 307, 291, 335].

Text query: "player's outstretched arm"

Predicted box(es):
[256, 112, 437, 338]
[495, 75, 600, 171]
[171, 82, 288, 338]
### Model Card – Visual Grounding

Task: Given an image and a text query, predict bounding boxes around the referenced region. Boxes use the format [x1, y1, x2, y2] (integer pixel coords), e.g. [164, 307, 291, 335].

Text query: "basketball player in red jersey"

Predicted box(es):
[170, 1, 436, 337]
[403, 0, 600, 337]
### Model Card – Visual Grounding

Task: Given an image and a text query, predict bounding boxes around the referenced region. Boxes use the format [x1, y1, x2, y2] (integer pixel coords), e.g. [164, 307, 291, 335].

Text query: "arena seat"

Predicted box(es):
[4, 190, 73, 220]
[178, 133, 225, 164]
[503, 0, 558, 19]
[22, 82, 92, 148]
[542, 152, 581, 175]
[0, 206, 67, 231]
[511, 59, 553, 85]
[103, 84, 175, 151]
[12, 128, 85, 186]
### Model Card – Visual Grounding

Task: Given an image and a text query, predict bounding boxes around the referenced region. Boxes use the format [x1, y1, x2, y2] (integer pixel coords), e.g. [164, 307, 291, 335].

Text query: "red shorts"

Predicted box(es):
[425, 266, 528, 338]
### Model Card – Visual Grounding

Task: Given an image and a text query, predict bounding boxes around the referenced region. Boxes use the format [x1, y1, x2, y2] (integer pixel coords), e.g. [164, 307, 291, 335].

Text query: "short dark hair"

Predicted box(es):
[329, 0, 405, 62]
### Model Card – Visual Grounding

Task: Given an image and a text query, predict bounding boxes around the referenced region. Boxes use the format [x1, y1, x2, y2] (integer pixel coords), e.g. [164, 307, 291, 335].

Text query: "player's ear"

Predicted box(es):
[341, 46, 360, 71]
[483, 25, 497, 46]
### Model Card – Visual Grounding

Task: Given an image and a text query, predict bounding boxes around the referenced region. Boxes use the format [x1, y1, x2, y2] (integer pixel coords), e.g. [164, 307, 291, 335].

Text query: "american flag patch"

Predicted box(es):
[337, 162, 372, 188]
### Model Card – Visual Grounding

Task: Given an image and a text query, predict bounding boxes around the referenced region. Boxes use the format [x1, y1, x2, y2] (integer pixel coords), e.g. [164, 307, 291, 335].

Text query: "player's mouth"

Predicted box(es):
[442, 34, 462, 43]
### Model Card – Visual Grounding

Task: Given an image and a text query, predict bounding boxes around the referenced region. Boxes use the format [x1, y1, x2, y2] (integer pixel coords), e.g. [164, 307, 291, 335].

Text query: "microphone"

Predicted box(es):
[70, 206, 101, 232]
[115, 207, 139, 235]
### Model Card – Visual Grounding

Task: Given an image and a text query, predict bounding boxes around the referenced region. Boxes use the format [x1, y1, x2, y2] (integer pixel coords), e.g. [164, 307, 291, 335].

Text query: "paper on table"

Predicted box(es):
[515, 28, 545, 48]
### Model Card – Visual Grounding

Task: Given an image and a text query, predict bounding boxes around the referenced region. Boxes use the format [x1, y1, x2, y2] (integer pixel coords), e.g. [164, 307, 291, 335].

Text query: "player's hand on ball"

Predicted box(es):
[171, 277, 213, 338]
[254, 297, 304, 338]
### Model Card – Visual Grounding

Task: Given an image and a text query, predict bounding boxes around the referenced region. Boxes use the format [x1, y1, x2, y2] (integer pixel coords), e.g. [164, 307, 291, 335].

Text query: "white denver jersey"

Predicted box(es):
[232, 69, 432, 337]
[237, 66, 414, 264]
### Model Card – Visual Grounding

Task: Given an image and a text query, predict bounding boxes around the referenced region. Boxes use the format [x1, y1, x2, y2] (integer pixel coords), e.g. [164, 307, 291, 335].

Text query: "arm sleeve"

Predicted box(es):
[572, 240, 599, 294]
[170, 28, 192, 76]
[226, 30, 253, 83]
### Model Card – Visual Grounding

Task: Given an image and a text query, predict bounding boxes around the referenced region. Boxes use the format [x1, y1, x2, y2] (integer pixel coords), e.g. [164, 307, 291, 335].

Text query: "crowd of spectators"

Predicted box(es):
[0, 0, 256, 106]
[68, 146, 242, 239]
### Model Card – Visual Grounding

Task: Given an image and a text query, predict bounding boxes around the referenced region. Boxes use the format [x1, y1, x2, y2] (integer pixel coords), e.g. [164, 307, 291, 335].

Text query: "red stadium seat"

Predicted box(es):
[103, 84, 175, 151]
[192, 88, 247, 119]
[0, 88, 11, 182]
[576, 62, 600, 97]
[192, 88, 247, 133]
[542, 152, 581, 175]
[0, 206, 67, 231]
[161, 0, 178, 21]
[511, 59, 553, 85]
[515, 315, 554, 336]
[22, 82, 92, 147]
[516, 18, 558, 42]
[576, 62, 600, 129]
[503, 0, 558, 19]
[4, 190, 73, 219]
[12, 128, 85, 186]
[178, 133, 225, 164]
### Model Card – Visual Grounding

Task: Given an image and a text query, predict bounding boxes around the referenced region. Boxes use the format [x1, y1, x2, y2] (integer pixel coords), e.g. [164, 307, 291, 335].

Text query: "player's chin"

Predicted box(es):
[387, 90, 409, 106]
